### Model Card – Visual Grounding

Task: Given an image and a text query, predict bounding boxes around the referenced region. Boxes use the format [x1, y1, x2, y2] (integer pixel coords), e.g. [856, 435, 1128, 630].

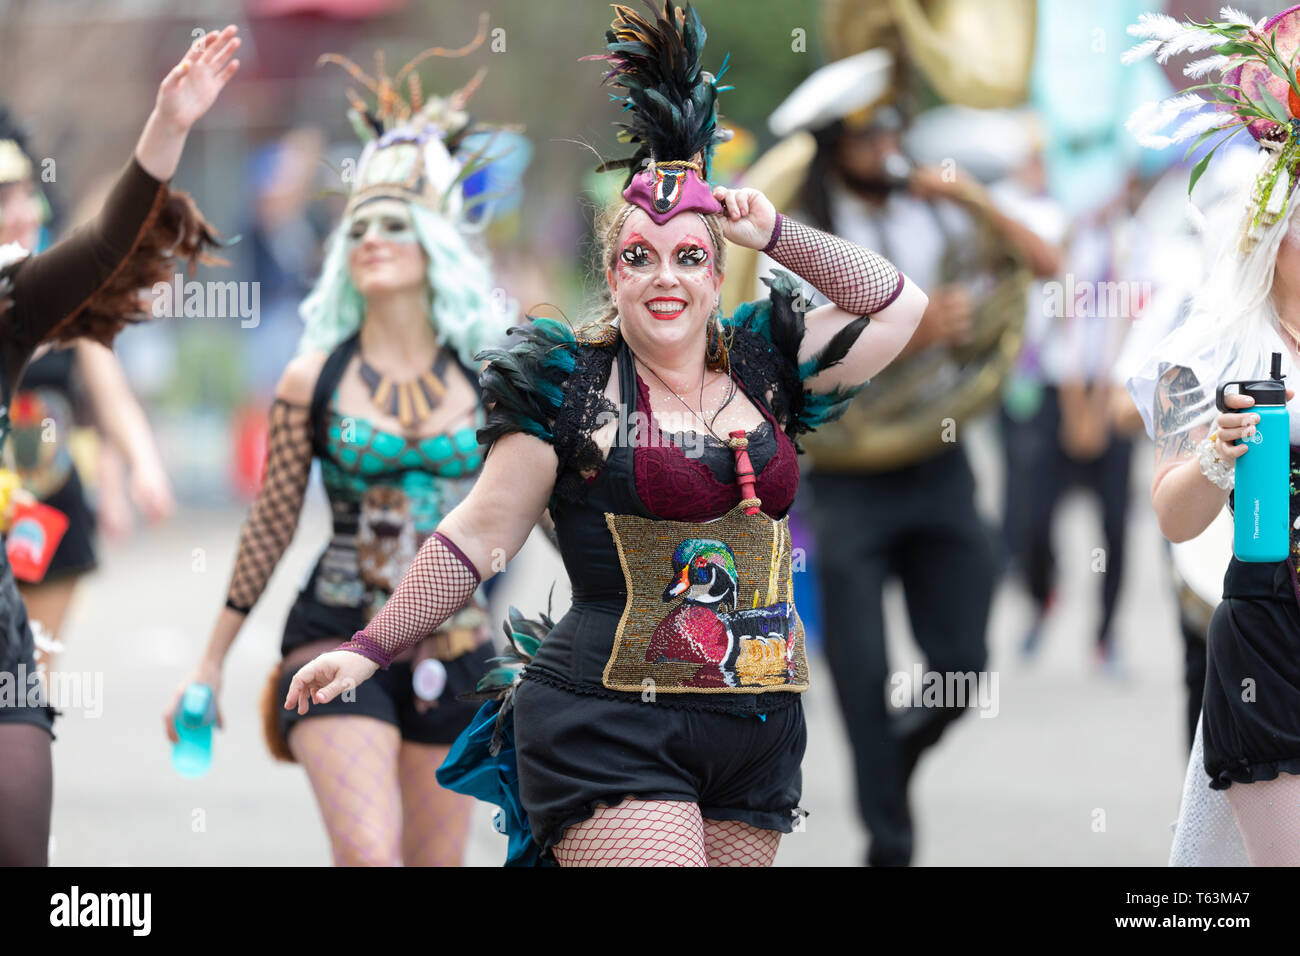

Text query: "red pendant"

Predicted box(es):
[730, 429, 761, 516]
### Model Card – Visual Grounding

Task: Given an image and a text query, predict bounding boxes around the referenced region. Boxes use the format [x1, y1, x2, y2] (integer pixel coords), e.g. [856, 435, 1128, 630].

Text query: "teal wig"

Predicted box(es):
[297, 200, 510, 366]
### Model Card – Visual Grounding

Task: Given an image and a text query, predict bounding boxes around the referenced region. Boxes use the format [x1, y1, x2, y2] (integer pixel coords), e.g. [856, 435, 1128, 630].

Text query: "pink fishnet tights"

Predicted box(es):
[338, 532, 479, 667]
[767, 216, 902, 315]
[289, 716, 473, 866]
[1224, 772, 1300, 866]
[551, 798, 781, 867]
[398, 742, 475, 867]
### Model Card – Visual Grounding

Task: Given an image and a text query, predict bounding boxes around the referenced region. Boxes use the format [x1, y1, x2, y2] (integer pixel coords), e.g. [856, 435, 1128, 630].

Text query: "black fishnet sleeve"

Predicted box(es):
[337, 531, 480, 668]
[763, 214, 904, 316]
[224, 400, 313, 614]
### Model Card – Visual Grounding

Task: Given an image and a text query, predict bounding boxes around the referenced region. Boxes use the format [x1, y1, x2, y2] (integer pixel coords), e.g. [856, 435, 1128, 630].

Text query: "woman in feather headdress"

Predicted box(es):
[163, 24, 530, 867]
[0, 26, 236, 865]
[286, 0, 927, 867]
[1126, 5, 1300, 866]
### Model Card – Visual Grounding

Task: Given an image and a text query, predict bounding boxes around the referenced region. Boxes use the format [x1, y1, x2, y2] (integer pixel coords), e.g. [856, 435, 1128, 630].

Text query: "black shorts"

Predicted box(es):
[0, 558, 55, 738]
[512, 672, 807, 853]
[277, 644, 494, 746]
[39, 470, 96, 580]
[1203, 558, 1300, 789]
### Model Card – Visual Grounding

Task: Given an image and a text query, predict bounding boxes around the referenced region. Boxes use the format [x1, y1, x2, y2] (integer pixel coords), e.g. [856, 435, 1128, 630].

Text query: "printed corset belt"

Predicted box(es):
[602, 501, 807, 695]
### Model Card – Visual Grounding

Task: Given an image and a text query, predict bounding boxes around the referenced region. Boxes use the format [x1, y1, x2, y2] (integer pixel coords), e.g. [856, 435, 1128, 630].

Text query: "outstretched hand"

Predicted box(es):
[155, 25, 241, 133]
[284, 650, 379, 715]
[710, 186, 777, 251]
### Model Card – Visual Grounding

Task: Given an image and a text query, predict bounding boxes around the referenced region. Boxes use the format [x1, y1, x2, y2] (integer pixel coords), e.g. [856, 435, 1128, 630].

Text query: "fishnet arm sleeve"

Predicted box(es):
[762, 214, 904, 316]
[336, 531, 480, 668]
[224, 400, 313, 614]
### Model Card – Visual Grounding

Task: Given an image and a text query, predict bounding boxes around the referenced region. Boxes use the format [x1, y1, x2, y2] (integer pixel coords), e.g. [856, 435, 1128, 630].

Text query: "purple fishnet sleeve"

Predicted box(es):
[336, 531, 481, 668]
[763, 214, 904, 315]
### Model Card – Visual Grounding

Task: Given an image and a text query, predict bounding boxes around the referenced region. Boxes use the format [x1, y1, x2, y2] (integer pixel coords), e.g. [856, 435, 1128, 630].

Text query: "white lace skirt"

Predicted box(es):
[1169, 714, 1247, 866]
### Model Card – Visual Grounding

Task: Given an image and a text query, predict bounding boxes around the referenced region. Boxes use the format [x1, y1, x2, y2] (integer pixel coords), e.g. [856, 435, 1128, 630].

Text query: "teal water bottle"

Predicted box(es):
[171, 683, 216, 778]
[1216, 352, 1290, 563]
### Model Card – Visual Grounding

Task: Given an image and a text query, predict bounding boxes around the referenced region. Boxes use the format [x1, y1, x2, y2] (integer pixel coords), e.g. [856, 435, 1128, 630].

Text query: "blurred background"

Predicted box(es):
[0, 0, 1259, 865]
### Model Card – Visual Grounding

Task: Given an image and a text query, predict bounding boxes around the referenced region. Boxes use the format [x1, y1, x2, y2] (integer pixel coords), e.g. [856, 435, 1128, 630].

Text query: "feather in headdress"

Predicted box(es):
[1124, 5, 1300, 248]
[583, 0, 733, 183]
[317, 15, 529, 226]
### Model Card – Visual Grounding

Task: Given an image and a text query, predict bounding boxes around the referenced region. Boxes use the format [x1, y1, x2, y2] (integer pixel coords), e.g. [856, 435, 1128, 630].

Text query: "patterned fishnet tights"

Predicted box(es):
[551, 798, 781, 867]
[767, 216, 903, 315]
[225, 400, 313, 613]
[338, 532, 479, 668]
[288, 716, 473, 867]
[1224, 772, 1300, 866]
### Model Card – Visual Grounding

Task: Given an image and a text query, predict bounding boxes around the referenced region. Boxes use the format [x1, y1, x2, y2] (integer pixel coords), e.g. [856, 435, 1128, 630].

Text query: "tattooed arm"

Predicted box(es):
[1149, 365, 1235, 542]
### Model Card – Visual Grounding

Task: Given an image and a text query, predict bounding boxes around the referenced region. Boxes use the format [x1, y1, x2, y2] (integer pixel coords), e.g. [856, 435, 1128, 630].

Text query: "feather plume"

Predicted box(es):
[1127, 12, 1186, 41]
[1183, 54, 1233, 78]
[1169, 109, 1232, 143]
[454, 598, 557, 757]
[1121, 38, 1165, 64]
[1126, 93, 1214, 147]
[1156, 29, 1234, 63]
[584, 0, 728, 183]
[476, 316, 581, 446]
[1219, 6, 1260, 29]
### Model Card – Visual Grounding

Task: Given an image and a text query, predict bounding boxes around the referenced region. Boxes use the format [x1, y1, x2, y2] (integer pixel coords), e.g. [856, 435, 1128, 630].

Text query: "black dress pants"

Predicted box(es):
[1013, 386, 1133, 647]
[806, 445, 993, 865]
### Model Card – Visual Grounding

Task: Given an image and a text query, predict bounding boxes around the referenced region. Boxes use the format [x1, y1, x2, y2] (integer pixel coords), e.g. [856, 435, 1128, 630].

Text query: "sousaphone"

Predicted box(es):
[723, 0, 1036, 471]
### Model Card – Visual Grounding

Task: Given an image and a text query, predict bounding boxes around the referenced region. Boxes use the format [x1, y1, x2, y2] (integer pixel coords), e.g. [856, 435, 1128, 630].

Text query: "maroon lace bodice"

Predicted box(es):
[631, 371, 799, 521]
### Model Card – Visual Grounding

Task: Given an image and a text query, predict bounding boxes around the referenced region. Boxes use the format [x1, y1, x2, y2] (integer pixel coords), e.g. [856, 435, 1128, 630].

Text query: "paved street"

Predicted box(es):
[47, 422, 1190, 866]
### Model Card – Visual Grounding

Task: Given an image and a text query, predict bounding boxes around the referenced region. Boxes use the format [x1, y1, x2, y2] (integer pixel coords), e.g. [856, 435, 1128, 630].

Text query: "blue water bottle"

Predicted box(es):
[171, 683, 216, 778]
[1216, 352, 1290, 563]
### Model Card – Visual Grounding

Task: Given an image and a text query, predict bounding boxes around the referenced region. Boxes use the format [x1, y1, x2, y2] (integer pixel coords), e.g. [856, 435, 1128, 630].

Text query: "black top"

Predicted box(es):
[525, 340, 800, 717]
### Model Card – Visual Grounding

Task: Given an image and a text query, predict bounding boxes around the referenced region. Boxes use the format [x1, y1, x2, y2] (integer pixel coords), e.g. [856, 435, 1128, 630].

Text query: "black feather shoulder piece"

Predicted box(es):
[724, 269, 871, 442]
[583, 1, 732, 184]
[474, 316, 579, 448]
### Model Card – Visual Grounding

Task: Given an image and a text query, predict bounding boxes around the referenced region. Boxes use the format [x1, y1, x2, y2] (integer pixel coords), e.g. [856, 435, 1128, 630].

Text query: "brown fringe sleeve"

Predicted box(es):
[44, 185, 226, 347]
[3, 157, 225, 357]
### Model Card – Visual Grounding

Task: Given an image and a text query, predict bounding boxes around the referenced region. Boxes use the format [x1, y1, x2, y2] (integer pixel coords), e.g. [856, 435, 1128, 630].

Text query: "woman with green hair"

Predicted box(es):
[165, 41, 528, 867]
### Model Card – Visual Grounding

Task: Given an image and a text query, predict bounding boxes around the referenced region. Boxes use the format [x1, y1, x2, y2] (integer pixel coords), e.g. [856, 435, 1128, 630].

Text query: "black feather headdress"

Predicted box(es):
[584, 1, 733, 186]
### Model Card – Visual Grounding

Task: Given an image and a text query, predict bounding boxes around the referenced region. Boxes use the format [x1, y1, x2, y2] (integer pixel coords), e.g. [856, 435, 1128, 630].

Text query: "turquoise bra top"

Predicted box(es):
[322, 410, 483, 479]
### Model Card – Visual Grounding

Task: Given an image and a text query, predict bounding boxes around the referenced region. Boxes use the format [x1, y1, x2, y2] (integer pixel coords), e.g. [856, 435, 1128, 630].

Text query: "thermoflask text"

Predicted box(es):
[1216, 352, 1290, 563]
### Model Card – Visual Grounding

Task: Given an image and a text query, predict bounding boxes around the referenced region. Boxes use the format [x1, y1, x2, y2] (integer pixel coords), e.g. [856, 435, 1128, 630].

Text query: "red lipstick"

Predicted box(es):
[645, 296, 687, 320]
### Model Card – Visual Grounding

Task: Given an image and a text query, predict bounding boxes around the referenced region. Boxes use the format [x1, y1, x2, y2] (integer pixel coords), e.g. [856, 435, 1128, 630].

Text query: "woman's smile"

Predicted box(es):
[645, 296, 687, 319]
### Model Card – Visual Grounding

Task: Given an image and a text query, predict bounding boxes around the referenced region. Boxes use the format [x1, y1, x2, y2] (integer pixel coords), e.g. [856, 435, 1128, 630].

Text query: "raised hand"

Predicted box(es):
[710, 185, 777, 251]
[156, 25, 242, 134]
[134, 25, 241, 181]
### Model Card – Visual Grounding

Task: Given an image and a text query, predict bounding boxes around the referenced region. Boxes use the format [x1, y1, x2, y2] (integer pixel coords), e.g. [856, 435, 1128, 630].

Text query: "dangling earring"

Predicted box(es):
[705, 300, 729, 372]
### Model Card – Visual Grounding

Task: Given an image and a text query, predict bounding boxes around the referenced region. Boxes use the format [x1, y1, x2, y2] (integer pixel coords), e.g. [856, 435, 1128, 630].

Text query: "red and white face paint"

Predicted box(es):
[607, 207, 723, 356]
